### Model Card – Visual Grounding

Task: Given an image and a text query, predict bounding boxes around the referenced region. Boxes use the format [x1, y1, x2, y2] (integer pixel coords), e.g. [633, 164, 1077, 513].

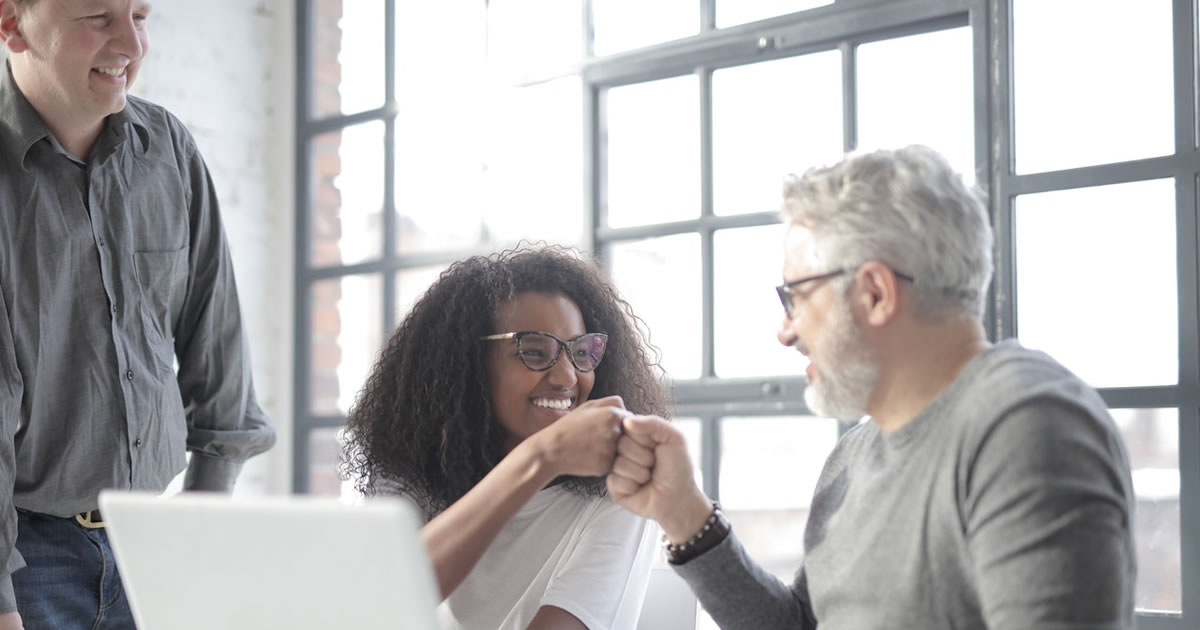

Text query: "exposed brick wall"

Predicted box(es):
[309, 0, 345, 446]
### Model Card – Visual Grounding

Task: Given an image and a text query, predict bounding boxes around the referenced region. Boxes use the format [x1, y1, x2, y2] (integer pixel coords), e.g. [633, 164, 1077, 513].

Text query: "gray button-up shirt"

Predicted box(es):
[0, 63, 275, 610]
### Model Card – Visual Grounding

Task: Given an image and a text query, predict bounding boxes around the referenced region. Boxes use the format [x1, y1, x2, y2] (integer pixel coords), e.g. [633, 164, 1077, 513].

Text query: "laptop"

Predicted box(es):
[99, 490, 440, 630]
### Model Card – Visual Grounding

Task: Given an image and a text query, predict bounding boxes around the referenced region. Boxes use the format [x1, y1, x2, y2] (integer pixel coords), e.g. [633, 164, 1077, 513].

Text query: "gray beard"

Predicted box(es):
[803, 301, 878, 422]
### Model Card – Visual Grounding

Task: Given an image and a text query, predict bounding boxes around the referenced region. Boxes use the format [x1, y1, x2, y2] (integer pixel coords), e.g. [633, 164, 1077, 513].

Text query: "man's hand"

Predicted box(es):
[606, 415, 714, 543]
[0, 611, 23, 630]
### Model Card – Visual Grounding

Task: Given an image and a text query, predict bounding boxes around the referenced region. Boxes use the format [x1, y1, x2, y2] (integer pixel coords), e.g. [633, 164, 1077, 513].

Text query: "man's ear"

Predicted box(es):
[853, 261, 901, 327]
[0, 1, 29, 54]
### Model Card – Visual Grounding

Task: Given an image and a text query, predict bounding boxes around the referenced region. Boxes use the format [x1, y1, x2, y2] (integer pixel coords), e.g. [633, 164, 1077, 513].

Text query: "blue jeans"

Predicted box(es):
[12, 510, 136, 630]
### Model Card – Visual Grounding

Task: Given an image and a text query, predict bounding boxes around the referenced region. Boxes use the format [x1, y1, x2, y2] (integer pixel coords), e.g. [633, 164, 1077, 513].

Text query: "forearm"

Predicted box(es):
[182, 453, 243, 492]
[422, 440, 557, 599]
[0, 611, 21, 630]
[674, 532, 816, 630]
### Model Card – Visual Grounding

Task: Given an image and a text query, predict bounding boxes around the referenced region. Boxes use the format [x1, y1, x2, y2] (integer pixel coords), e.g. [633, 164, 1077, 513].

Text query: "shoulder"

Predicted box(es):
[967, 341, 1092, 399]
[124, 95, 200, 156]
[559, 492, 652, 539]
[954, 341, 1111, 439]
[949, 342, 1127, 483]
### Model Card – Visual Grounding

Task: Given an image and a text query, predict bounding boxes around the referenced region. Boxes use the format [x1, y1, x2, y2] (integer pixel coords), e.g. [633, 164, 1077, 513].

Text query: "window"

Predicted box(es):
[295, 0, 586, 499]
[997, 0, 1197, 618]
[298, 0, 1200, 625]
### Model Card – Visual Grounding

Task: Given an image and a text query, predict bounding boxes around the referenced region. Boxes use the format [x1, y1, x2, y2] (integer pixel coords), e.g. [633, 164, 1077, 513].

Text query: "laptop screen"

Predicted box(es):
[99, 491, 440, 630]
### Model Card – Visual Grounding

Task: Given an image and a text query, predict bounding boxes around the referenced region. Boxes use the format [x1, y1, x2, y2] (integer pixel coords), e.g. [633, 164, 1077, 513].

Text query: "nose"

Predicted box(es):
[777, 315, 798, 347]
[544, 348, 579, 387]
[111, 14, 146, 60]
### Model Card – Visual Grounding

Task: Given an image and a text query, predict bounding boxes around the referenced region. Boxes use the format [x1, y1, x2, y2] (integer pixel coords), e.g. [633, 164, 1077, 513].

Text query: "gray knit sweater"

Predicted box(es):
[674, 340, 1136, 629]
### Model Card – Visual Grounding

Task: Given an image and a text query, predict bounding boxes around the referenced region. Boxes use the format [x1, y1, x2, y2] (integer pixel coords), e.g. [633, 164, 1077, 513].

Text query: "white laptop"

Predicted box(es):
[98, 491, 440, 630]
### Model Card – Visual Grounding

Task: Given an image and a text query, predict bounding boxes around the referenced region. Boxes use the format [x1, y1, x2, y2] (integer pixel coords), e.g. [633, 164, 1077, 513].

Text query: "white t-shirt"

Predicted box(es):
[437, 485, 658, 630]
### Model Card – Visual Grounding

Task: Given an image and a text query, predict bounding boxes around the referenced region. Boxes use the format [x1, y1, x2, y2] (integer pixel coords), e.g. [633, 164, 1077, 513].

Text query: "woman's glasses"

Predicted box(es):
[480, 331, 609, 372]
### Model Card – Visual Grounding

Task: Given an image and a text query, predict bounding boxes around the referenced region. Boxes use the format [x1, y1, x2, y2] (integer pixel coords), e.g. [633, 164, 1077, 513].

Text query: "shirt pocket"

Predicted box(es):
[133, 246, 189, 347]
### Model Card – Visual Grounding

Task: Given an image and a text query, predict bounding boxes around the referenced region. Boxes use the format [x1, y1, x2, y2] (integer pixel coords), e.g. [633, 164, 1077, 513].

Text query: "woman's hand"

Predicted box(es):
[423, 395, 629, 599]
[526, 395, 630, 478]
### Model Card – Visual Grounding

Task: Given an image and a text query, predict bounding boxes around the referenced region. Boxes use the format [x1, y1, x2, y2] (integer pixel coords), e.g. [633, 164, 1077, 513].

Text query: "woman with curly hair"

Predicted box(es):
[341, 246, 671, 630]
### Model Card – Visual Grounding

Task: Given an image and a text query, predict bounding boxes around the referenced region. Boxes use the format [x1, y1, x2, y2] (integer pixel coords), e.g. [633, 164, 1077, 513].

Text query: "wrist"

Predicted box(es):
[510, 435, 560, 488]
[660, 487, 715, 544]
[664, 502, 731, 565]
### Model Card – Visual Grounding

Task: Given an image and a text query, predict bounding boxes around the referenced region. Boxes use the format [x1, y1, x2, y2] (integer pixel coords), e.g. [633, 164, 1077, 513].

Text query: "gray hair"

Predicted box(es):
[781, 145, 993, 318]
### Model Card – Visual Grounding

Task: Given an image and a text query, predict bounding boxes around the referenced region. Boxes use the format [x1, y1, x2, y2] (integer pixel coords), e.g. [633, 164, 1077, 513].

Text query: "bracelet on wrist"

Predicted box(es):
[664, 502, 731, 565]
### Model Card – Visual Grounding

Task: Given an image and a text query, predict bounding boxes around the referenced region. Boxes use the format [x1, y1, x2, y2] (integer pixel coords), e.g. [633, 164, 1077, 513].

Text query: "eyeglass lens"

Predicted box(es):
[518, 333, 607, 371]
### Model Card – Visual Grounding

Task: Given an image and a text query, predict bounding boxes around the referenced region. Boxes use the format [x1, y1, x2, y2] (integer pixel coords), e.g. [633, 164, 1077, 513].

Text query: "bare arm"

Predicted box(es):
[0, 611, 22, 630]
[526, 605, 589, 630]
[422, 397, 628, 599]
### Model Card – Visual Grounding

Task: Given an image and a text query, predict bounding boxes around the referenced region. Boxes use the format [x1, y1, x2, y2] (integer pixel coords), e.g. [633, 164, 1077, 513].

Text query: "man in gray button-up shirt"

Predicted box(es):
[0, 0, 275, 627]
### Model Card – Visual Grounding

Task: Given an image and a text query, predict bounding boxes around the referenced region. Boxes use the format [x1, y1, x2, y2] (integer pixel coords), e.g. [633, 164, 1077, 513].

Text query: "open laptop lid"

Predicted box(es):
[98, 491, 439, 630]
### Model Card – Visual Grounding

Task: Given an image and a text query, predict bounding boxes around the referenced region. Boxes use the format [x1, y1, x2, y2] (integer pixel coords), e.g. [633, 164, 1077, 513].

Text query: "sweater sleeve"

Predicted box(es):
[672, 531, 816, 630]
[963, 397, 1136, 630]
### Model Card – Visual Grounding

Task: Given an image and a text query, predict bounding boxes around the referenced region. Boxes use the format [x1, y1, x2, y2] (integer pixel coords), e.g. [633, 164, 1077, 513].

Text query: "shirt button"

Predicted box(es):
[97, 238, 105, 247]
[125, 369, 134, 381]
[134, 438, 143, 448]
[110, 304, 117, 314]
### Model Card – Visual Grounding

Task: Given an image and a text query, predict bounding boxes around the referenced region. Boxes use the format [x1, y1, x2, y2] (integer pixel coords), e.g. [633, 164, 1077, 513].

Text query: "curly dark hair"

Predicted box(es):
[340, 245, 670, 519]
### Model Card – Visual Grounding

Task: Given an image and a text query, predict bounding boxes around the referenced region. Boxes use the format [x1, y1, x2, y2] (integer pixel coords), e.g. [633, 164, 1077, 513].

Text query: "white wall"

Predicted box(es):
[130, 0, 296, 495]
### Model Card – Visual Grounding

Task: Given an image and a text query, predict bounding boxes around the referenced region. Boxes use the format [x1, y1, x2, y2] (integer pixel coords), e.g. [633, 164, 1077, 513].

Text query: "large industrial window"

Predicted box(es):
[296, 0, 1199, 625]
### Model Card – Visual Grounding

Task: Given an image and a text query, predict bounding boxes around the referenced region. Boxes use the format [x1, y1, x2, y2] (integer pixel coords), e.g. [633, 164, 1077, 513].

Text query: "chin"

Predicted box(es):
[109, 95, 129, 113]
[804, 384, 868, 422]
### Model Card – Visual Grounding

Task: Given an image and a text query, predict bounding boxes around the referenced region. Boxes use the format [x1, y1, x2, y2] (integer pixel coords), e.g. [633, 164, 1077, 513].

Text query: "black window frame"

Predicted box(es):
[294, 0, 1200, 622]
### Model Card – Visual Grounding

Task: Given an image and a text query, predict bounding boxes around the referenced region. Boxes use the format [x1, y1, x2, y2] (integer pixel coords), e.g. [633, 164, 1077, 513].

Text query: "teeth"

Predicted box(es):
[95, 67, 125, 77]
[533, 398, 571, 410]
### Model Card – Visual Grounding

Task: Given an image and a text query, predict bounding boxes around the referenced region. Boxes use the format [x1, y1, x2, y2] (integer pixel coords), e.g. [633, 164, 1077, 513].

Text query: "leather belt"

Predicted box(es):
[75, 509, 105, 529]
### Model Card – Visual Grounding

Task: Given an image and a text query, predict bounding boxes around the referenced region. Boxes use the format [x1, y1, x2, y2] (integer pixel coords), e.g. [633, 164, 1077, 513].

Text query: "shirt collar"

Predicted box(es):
[0, 60, 151, 169]
[109, 94, 151, 154]
[0, 60, 52, 170]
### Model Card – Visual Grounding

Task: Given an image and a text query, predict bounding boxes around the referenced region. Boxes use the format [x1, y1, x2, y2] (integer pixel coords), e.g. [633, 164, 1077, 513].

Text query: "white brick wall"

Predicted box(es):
[129, 0, 296, 496]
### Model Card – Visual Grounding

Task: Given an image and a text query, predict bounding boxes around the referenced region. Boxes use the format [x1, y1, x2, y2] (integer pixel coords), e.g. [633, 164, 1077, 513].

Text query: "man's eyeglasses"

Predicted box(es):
[776, 267, 915, 319]
[480, 331, 609, 372]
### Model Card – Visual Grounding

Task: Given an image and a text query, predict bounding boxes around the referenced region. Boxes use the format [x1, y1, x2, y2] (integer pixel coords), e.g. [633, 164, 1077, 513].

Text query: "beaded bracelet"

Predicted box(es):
[664, 502, 731, 565]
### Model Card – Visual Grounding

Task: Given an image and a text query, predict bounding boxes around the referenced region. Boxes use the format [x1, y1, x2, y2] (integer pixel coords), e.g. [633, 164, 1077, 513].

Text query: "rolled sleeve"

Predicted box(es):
[183, 453, 244, 492]
[174, 130, 275, 490]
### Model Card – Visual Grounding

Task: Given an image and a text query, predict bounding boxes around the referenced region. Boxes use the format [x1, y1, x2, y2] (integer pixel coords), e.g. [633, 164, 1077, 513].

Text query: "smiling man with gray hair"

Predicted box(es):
[608, 145, 1136, 629]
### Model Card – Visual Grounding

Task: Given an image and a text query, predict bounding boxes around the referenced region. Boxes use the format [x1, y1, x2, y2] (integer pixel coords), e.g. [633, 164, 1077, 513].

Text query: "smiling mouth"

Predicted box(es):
[532, 398, 572, 411]
[92, 67, 126, 78]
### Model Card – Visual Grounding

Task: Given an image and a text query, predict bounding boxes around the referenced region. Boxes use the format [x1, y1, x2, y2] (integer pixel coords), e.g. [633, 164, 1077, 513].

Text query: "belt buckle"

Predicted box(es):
[75, 509, 104, 529]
